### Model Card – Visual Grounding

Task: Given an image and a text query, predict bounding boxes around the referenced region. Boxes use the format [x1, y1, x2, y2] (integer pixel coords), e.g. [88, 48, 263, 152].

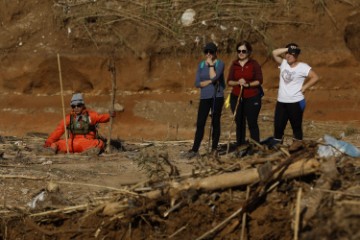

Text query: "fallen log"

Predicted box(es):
[143, 158, 320, 200]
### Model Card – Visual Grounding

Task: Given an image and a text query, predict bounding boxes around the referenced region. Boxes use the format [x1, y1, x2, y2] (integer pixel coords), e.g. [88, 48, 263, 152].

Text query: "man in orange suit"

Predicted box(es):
[44, 93, 115, 155]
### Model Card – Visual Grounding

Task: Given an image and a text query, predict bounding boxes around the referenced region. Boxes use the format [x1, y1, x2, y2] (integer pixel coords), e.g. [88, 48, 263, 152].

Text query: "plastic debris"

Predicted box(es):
[27, 191, 46, 209]
[317, 134, 360, 158]
[181, 9, 196, 26]
[224, 94, 230, 108]
[317, 145, 340, 158]
[220, 25, 227, 31]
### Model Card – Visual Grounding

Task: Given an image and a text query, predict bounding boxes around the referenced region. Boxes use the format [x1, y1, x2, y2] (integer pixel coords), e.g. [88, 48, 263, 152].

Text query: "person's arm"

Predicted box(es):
[247, 60, 263, 88]
[91, 111, 111, 123]
[227, 79, 241, 87]
[44, 118, 68, 147]
[196, 60, 223, 88]
[208, 63, 216, 79]
[246, 80, 260, 88]
[209, 60, 224, 83]
[227, 63, 240, 86]
[272, 48, 287, 64]
[195, 64, 211, 88]
[301, 69, 319, 93]
[199, 80, 213, 88]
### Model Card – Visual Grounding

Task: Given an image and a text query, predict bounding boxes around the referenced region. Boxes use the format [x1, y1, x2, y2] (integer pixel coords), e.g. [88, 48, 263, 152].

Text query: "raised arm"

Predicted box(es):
[272, 48, 288, 64]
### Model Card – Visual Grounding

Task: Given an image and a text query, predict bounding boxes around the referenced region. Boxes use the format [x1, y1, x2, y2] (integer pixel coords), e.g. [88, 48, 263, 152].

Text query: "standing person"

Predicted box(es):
[44, 93, 115, 155]
[185, 42, 225, 160]
[227, 41, 263, 152]
[271, 43, 319, 147]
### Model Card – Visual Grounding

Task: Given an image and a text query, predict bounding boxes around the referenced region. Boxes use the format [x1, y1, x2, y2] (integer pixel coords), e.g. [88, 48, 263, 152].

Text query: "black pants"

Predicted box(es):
[192, 97, 224, 152]
[274, 100, 305, 140]
[230, 93, 261, 146]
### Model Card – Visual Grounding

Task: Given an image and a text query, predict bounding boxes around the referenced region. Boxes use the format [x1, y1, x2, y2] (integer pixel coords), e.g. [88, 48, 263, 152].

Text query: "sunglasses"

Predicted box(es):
[204, 50, 215, 55]
[71, 104, 84, 109]
[237, 49, 248, 54]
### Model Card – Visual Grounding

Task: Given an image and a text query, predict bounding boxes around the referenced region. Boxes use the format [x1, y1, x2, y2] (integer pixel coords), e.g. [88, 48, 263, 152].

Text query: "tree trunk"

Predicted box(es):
[144, 158, 320, 200]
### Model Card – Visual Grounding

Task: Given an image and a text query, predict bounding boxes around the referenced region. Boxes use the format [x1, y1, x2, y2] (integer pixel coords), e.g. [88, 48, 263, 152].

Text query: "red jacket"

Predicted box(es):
[227, 59, 263, 98]
[45, 109, 110, 147]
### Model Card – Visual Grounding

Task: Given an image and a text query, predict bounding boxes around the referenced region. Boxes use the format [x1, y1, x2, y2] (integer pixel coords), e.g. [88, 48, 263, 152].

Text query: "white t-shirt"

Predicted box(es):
[277, 59, 311, 103]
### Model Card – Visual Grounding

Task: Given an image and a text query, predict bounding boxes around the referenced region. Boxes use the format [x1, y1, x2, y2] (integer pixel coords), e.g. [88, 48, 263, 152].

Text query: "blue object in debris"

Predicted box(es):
[323, 134, 360, 158]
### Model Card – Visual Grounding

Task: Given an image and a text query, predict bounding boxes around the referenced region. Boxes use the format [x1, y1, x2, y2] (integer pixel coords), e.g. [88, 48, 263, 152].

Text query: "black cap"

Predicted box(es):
[204, 42, 218, 53]
[286, 43, 301, 55]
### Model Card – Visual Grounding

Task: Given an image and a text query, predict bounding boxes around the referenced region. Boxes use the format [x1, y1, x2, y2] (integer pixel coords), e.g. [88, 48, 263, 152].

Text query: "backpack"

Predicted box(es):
[200, 60, 219, 69]
[68, 112, 97, 136]
[259, 85, 264, 98]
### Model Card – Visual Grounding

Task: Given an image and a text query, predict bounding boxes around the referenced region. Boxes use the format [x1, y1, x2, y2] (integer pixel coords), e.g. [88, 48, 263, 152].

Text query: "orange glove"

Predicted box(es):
[44, 140, 52, 148]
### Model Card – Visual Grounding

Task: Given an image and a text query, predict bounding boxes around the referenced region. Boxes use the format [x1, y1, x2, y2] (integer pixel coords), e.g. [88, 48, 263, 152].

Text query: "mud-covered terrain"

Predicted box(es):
[0, 0, 360, 239]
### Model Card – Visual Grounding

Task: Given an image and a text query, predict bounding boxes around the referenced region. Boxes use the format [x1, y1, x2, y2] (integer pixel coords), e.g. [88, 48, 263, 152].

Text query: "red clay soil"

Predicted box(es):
[0, 1, 360, 239]
[0, 1, 359, 139]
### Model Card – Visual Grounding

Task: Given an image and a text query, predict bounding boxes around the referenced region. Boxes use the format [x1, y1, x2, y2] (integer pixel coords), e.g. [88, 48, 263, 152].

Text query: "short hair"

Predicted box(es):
[236, 41, 253, 54]
[286, 43, 301, 55]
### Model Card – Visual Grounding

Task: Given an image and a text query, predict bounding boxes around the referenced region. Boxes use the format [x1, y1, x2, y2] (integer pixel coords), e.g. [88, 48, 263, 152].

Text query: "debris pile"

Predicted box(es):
[0, 133, 359, 239]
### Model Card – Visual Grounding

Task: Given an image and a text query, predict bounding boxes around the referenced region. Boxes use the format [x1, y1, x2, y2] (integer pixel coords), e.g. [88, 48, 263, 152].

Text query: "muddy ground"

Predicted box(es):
[0, 126, 359, 239]
[0, 0, 360, 239]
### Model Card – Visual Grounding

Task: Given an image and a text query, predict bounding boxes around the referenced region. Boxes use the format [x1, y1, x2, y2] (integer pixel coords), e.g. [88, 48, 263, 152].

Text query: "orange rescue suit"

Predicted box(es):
[44, 109, 110, 153]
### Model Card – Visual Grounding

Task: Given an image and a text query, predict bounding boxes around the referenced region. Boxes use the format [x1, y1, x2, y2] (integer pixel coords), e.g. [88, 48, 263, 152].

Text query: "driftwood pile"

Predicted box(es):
[0, 134, 359, 239]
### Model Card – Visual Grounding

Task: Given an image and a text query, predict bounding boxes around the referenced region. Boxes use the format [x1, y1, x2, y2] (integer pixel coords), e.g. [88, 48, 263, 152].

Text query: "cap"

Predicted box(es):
[286, 43, 301, 55]
[70, 93, 85, 106]
[204, 42, 218, 53]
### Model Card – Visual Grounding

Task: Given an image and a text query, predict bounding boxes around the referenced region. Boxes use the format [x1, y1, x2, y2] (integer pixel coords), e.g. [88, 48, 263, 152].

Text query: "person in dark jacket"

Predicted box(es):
[227, 41, 263, 152]
[185, 42, 225, 160]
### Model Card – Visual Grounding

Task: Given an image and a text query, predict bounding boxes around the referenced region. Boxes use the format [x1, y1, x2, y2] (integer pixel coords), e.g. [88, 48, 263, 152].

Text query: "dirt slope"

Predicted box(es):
[0, 0, 359, 139]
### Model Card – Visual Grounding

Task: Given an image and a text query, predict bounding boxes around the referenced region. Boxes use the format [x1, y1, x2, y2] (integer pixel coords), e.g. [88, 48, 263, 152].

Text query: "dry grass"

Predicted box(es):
[53, 0, 321, 54]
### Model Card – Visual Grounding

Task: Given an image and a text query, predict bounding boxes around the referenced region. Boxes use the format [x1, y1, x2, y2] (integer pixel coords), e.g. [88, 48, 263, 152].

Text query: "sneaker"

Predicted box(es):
[182, 150, 198, 159]
[261, 137, 282, 149]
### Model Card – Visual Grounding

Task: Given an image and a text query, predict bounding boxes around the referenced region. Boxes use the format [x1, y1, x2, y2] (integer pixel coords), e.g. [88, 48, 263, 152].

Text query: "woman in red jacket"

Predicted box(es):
[227, 41, 263, 151]
[44, 93, 114, 154]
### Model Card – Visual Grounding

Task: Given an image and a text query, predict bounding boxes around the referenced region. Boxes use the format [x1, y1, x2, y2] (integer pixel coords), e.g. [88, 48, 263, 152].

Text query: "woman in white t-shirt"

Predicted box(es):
[270, 43, 319, 147]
